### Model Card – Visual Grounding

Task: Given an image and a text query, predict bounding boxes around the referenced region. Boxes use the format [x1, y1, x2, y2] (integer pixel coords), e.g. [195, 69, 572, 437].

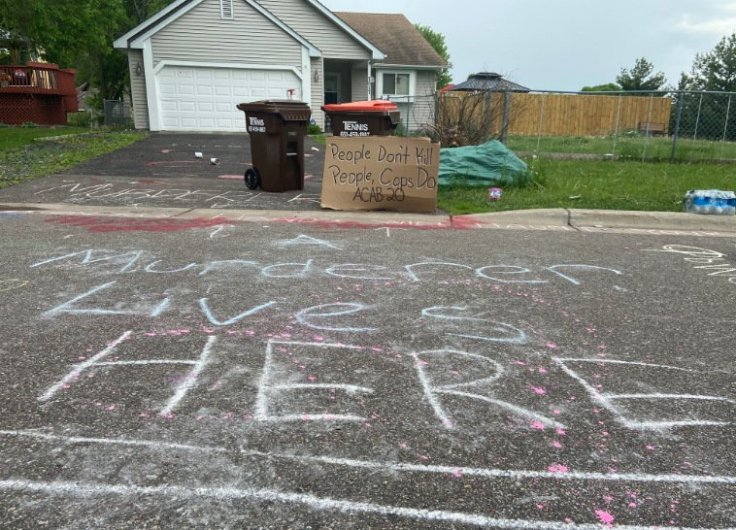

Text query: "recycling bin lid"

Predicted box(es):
[322, 100, 398, 113]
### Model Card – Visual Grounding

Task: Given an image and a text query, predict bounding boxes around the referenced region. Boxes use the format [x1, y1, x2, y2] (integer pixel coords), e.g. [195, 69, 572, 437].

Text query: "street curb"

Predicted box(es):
[1, 202, 735, 234]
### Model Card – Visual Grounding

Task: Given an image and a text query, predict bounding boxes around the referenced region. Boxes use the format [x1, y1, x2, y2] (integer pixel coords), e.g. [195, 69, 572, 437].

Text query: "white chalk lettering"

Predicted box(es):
[198, 299, 276, 327]
[422, 306, 528, 344]
[42, 281, 170, 318]
[296, 303, 376, 332]
[413, 350, 563, 430]
[254, 340, 371, 423]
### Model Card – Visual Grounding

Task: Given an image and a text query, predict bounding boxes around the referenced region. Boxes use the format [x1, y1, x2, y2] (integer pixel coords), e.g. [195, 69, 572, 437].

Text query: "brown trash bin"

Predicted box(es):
[322, 100, 400, 137]
[236, 100, 311, 192]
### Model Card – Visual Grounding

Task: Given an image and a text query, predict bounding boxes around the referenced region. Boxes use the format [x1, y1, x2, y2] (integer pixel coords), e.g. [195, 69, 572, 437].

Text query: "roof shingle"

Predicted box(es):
[335, 12, 446, 68]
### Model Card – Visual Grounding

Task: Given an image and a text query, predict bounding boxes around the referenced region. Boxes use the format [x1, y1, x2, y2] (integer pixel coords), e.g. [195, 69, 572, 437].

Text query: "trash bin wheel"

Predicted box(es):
[244, 167, 261, 190]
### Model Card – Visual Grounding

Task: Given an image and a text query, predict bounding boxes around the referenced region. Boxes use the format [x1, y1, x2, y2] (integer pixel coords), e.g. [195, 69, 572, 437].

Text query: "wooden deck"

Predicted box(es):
[0, 63, 78, 125]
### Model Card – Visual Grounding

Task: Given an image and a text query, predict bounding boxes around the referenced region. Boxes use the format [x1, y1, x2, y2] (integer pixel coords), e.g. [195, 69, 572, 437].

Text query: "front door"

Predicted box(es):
[324, 72, 341, 105]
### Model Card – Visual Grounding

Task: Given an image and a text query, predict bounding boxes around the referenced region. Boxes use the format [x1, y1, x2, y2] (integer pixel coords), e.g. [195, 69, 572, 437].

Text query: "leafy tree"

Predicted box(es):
[581, 83, 622, 92]
[0, 0, 174, 105]
[674, 33, 736, 140]
[415, 23, 452, 89]
[686, 33, 736, 92]
[616, 57, 667, 92]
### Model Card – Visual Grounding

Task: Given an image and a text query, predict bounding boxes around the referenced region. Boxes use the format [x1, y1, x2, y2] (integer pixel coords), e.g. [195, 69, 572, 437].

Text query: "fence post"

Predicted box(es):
[693, 93, 704, 141]
[535, 93, 546, 159]
[612, 94, 623, 156]
[500, 91, 511, 144]
[642, 93, 654, 162]
[670, 92, 684, 163]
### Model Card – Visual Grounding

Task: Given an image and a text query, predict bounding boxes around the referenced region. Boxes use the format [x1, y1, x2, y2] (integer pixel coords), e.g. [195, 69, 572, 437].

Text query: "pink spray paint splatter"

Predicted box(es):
[547, 463, 569, 473]
[595, 509, 615, 525]
[531, 421, 546, 430]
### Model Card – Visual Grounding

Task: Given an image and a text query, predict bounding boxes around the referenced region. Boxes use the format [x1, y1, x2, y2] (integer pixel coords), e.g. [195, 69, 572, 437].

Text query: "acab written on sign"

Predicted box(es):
[321, 136, 441, 213]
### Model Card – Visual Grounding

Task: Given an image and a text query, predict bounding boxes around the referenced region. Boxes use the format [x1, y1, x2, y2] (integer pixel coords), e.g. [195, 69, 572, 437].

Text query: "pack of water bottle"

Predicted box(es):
[683, 189, 736, 215]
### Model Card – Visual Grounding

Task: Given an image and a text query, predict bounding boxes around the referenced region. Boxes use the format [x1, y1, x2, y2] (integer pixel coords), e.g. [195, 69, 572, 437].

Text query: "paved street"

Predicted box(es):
[0, 209, 734, 528]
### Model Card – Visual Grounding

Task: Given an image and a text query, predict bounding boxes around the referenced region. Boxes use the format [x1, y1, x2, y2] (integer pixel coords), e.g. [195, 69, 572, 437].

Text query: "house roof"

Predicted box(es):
[335, 12, 446, 68]
[113, 0, 384, 60]
[451, 72, 530, 92]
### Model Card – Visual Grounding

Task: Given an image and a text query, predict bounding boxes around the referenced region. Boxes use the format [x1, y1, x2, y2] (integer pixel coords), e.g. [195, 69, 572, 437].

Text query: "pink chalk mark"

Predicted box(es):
[531, 421, 546, 431]
[106, 404, 117, 411]
[550, 440, 563, 449]
[603, 495, 614, 503]
[313, 335, 325, 342]
[628, 502, 638, 508]
[536, 503, 545, 510]
[538, 367, 548, 374]
[552, 409, 561, 415]
[645, 444, 656, 451]
[545, 341, 558, 350]
[595, 509, 615, 525]
[531, 386, 547, 395]
[307, 374, 317, 382]
[512, 360, 527, 366]
[451, 468, 463, 478]
[399, 442, 409, 450]
[547, 463, 569, 473]
[564, 518, 573, 524]
[556, 427, 567, 436]
[418, 455, 430, 462]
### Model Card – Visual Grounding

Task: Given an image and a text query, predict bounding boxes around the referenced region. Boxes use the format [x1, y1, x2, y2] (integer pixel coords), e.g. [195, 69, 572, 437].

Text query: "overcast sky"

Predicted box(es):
[320, 0, 736, 91]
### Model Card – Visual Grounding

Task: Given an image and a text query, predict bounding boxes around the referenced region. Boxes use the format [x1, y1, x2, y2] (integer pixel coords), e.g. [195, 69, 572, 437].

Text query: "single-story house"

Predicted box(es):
[113, 0, 446, 133]
[334, 12, 446, 132]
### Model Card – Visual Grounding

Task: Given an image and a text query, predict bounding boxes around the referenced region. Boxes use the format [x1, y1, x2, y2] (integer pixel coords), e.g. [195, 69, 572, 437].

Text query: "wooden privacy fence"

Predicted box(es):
[439, 92, 672, 137]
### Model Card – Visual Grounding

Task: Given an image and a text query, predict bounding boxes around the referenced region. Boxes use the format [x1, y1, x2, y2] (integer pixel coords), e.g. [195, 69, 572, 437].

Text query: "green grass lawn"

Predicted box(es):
[438, 158, 736, 214]
[506, 134, 736, 162]
[0, 126, 147, 188]
[0, 126, 92, 149]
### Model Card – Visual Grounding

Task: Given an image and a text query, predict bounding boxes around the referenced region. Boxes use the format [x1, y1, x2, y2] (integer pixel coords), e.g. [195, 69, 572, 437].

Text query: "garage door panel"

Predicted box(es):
[157, 66, 300, 131]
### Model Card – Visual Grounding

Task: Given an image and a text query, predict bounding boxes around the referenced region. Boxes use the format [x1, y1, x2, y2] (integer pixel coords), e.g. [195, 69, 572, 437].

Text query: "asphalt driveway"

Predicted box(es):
[0, 133, 328, 211]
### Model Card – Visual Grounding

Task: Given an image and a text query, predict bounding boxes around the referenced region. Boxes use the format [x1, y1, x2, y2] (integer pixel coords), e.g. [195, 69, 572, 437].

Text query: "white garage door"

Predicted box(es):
[156, 66, 301, 131]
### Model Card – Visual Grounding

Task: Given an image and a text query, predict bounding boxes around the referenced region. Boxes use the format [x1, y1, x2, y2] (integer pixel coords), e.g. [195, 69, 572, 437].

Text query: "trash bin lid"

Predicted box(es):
[237, 100, 311, 121]
[322, 100, 398, 112]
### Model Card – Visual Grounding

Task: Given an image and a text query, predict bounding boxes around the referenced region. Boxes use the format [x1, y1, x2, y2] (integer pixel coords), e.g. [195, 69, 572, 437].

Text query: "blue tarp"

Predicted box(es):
[439, 140, 530, 187]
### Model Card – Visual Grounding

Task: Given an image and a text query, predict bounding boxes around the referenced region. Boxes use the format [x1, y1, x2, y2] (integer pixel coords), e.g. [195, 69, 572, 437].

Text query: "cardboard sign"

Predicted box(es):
[321, 136, 440, 213]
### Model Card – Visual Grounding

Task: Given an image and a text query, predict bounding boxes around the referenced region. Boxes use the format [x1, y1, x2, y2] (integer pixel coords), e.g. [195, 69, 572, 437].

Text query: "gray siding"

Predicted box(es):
[386, 70, 438, 132]
[127, 49, 149, 129]
[351, 66, 368, 100]
[408, 70, 437, 131]
[257, 0, 370, 59]
[151, 0, 302, 66]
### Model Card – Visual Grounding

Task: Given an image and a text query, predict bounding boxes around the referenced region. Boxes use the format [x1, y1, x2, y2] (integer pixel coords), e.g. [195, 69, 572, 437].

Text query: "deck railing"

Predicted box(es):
[0, 63, 78, 125]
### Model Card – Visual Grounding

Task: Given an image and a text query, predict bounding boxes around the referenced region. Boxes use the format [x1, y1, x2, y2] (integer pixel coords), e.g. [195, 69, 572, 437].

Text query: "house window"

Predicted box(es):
[382, 72, 410, 96]
[221, 0, 234, 19]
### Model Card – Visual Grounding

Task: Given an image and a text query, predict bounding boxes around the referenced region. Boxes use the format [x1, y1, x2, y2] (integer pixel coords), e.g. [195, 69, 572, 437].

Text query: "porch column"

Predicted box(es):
[367, 62, 372, 100]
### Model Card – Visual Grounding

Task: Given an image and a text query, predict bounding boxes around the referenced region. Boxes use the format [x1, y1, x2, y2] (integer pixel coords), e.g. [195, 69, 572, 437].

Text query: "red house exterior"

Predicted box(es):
[0, 63, 78, 125]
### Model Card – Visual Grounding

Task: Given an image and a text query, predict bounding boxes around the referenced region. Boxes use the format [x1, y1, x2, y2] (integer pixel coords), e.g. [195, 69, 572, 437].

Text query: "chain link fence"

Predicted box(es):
[103, 99, 133, 128]
[398, 90, 736, 163]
